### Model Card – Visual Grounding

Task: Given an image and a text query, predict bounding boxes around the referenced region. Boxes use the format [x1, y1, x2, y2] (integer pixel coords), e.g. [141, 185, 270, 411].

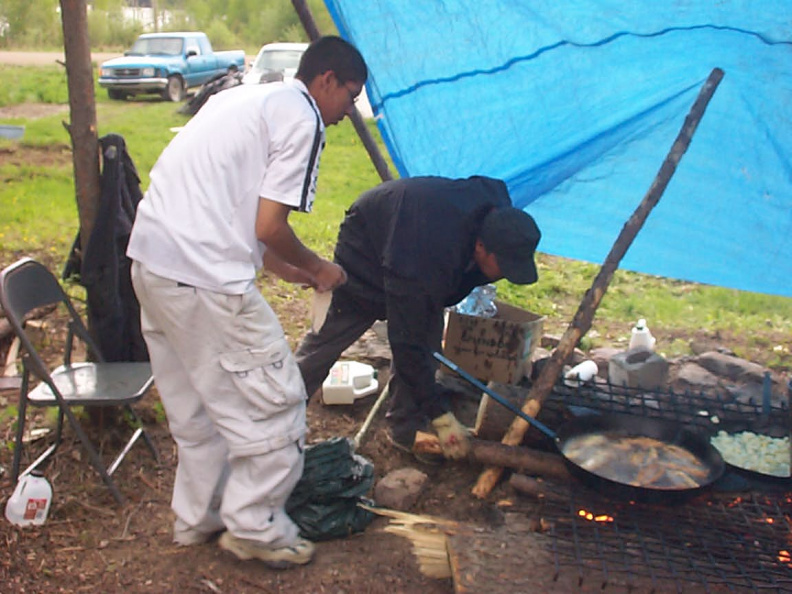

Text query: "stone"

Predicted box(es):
[697, 351, 766, 383]
[608, 349, 669, 390]
[588, 347, 621, 378]
[373, 468, 428, 511]
[672, 362, 720, 390]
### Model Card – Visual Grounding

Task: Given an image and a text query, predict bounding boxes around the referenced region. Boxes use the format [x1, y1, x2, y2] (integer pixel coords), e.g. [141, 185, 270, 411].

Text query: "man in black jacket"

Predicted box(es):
[296, 175, 541, 461]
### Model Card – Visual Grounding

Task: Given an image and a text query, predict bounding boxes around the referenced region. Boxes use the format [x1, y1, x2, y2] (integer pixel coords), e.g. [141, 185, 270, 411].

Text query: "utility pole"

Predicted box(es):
[291, 0, 393, 182]
[59, 0, 101, 251]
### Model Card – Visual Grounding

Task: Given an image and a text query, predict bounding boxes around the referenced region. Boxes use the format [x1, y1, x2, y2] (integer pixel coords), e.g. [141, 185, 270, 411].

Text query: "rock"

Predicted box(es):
[728, 382, 765, 407]
[531, 346, 552, 363]
[340, 326, 392, 367]
[588, 347, 621, 378]
[696, 351, 766, 383]
[540, 334, 561, 349]
[689, 339, 735, 357]
[671, 362, 720, 391]
[373, 468, 428, 511]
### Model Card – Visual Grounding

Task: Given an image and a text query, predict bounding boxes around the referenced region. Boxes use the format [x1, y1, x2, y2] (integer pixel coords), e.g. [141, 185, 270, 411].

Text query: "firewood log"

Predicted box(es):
[414, 431, 570, 481]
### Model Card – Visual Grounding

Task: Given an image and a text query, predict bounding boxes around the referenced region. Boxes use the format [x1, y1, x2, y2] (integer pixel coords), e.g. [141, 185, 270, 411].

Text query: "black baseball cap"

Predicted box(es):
[479, 208, 541, 284]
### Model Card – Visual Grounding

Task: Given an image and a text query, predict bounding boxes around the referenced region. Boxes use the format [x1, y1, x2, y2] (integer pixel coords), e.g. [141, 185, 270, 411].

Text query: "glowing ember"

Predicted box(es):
[779, 550, 791, 565]
[577, 509, 614, 523]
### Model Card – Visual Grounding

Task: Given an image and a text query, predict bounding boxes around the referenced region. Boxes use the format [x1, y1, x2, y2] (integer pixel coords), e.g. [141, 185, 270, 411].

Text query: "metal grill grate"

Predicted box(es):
[541, 487, 792, 593]
[535, 381, 792, 592]
[552, 380, 788, 435]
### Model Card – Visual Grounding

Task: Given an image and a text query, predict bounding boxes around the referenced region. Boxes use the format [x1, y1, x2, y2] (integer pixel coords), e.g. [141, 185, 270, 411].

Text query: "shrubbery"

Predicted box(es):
[0, 0, 337, 53]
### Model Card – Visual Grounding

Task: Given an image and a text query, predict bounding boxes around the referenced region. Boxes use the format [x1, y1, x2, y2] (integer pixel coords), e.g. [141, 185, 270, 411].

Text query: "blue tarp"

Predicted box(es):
[323, 1, 792, 298]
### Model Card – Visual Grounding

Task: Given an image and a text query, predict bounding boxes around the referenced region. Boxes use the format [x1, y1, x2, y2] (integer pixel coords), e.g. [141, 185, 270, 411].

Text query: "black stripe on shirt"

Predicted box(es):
[299, 91, 322, 212]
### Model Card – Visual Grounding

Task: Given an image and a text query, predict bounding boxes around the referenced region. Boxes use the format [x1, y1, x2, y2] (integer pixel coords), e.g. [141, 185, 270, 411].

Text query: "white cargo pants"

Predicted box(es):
[131, 262, 307, 547]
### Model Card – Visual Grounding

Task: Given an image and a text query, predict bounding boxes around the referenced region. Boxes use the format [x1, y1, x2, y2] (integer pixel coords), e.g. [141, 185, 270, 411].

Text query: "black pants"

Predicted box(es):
[295, 286, 446, 444]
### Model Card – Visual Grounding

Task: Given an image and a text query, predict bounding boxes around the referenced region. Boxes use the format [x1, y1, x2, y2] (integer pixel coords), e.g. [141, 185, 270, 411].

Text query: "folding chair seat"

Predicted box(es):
[0, 257, 159, 505]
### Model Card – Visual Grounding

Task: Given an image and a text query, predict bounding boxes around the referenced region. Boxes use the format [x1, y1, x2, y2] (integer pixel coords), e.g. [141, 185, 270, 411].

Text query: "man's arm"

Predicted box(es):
[262, 249, 313, 286]
[256, 197, 347, 292]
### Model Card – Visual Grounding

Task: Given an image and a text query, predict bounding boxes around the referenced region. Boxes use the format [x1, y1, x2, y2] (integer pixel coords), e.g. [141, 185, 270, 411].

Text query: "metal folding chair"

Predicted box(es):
[0, 257, 159, 505]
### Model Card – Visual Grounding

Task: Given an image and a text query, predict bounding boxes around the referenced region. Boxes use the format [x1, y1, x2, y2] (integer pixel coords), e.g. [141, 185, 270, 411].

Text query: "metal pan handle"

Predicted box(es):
[433, 351, 557, 440]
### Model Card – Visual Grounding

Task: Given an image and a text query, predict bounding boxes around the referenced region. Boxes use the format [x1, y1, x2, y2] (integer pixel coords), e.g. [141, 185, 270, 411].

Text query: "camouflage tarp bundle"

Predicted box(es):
[286, 437, 376, 541]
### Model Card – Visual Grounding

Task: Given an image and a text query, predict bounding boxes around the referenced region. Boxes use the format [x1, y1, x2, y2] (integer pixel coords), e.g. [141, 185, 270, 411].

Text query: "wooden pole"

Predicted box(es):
[472, 67, 726, 499]
[291, 0, 394, 183]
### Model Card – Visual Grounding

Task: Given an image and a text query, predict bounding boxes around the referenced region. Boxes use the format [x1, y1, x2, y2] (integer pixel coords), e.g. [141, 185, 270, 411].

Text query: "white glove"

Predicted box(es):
[431, 412, 471, 460]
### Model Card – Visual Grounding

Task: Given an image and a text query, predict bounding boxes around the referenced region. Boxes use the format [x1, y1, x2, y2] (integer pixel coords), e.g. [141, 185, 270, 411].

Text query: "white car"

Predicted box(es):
[244, 42, 373, 119]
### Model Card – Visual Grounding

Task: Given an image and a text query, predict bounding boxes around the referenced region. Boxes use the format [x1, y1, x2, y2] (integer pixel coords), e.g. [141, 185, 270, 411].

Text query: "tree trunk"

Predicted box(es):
[60, 0, 103, 426]
[59, 0, 100, 252]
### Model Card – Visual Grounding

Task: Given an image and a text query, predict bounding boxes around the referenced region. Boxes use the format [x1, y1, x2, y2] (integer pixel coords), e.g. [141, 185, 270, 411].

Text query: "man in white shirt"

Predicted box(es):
[127, 36, 367, 569]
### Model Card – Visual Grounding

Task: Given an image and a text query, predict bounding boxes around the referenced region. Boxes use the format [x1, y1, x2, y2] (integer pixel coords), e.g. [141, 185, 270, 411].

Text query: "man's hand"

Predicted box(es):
[312, 259, 347, 292]
[431, 412, 471, 459]
[256, 198, 347, 291]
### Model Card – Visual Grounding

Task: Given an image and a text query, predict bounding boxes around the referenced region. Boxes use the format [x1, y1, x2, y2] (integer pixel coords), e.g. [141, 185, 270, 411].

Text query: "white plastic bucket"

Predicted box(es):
[5, 470, 53, 527]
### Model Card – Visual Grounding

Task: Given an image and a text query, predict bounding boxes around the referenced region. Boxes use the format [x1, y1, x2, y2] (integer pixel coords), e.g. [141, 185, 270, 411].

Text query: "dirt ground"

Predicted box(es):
[2, 263, 789, 594]
[0, 270, 511, 594]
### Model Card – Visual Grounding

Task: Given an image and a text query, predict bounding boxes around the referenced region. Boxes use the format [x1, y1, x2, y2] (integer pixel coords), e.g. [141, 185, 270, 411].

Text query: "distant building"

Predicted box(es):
[121, 5, 174, 31]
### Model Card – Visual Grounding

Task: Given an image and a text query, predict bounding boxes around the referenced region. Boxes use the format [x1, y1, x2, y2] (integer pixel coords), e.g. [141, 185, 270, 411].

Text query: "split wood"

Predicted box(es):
[473, 67, 725, 498]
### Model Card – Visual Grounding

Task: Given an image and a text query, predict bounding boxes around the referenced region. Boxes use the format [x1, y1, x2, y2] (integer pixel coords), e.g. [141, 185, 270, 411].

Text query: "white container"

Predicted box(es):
[629, 318, 656, 351]
[321, 361, 379, 405]
[5, 470, 52, 527]
[564, 360, 599, 387]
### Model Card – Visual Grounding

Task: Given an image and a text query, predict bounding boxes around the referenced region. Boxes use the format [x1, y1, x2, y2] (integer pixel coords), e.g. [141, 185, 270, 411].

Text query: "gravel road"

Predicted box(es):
[0, 51, 121, 66]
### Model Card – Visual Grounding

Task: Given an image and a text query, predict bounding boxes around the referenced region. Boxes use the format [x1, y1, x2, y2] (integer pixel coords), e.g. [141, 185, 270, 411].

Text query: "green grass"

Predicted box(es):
[2, 63, 791, 373]
[0, 65, 71, 106]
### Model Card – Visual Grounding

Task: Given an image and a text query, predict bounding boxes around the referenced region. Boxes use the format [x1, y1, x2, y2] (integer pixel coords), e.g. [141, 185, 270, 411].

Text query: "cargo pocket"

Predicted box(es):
[219, 339, 307, 420]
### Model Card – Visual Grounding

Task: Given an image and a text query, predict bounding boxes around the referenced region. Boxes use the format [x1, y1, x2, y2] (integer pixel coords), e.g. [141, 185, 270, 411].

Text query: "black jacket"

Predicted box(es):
[334, 175, 511, 309]
[332, 175, 513, 421]
[63, 134, 148, 362]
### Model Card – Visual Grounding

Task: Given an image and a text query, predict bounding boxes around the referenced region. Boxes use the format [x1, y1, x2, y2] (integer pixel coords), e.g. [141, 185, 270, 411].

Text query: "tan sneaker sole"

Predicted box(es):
[218, 532, 315, 569]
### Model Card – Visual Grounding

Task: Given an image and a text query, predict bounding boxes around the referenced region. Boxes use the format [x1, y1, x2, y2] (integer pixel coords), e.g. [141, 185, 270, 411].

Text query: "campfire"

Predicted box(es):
[406, 377, 791, 592]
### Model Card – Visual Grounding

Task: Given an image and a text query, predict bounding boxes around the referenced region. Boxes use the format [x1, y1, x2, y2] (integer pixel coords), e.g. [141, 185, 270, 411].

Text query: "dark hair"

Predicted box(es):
[296, 35, 368, 85]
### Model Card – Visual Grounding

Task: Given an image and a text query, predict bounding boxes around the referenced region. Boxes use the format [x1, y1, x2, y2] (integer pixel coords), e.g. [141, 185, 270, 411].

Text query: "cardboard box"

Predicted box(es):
[442, 301, 544, 385]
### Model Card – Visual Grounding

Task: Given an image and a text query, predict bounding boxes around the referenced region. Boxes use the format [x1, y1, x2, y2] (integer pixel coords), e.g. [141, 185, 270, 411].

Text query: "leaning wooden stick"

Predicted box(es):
[473, 67, 726, 499]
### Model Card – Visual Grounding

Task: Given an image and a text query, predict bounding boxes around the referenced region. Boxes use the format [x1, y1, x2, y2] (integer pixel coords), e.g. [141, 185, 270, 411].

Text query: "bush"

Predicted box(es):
[202, 20, 240, 51]
[88, 8, 142, 49]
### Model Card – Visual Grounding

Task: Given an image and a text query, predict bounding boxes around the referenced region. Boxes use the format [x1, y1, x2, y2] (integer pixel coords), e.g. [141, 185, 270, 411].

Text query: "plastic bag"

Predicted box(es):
[286, 437, 376, 541]
[454, 284, 498, 317]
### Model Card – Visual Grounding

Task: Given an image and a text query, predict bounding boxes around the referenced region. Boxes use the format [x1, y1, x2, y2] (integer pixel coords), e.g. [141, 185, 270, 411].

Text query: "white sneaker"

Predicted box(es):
[218, 532, 315, 569]
[173, 526, 222, 546]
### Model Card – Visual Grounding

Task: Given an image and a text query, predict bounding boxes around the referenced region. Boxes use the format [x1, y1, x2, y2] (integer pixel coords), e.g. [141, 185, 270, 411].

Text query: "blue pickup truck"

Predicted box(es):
[98, 32, 246, 102]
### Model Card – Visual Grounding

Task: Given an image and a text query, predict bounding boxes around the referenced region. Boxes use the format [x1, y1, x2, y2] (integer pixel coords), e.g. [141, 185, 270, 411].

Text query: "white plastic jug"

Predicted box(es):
[629, 318, 656, 351]
[321, 361, 378, 405]
[5, 470, 52, 527]
[564, 360, 599, 387]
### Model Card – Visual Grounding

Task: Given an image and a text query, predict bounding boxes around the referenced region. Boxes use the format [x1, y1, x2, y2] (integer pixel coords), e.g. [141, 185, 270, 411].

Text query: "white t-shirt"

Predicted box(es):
[127, 79, 325, 294]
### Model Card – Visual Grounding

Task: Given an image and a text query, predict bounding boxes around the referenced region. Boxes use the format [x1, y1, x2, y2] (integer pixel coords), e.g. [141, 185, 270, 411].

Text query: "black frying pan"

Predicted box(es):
[707, 418, 792, 487]
[434, 352, 725, 504]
